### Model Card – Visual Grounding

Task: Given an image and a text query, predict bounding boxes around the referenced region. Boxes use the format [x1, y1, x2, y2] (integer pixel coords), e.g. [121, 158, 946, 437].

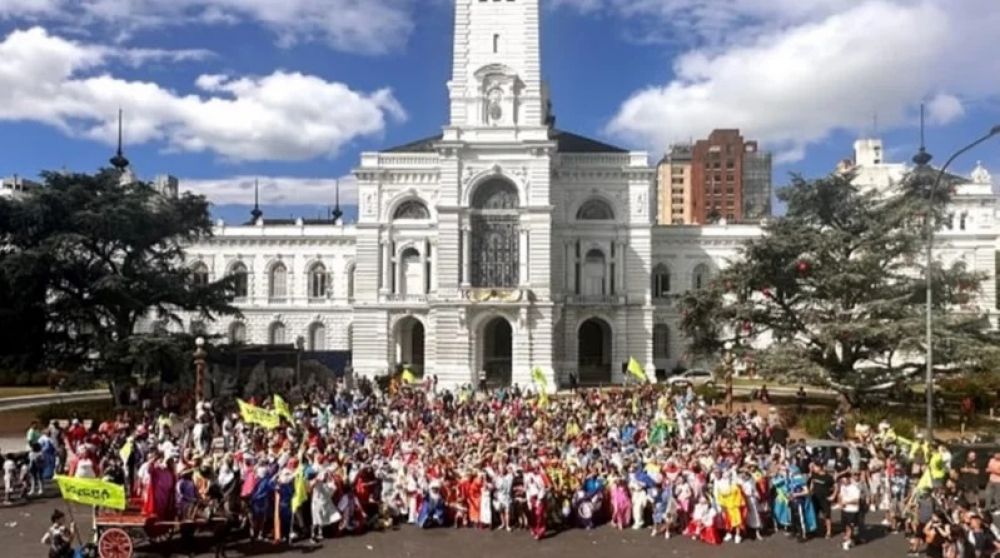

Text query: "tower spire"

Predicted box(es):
[912, 103, 932, 166]
[109, 108, 130, 170]
[250, 178, 263, 222]
[331, 179, 343, 223]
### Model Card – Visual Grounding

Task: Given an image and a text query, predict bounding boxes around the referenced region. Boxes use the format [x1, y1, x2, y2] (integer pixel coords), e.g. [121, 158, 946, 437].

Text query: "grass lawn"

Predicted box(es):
[0, 386, 53, 398]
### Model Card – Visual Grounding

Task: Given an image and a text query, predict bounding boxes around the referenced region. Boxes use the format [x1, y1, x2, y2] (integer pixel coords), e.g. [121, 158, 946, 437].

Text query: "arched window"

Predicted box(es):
[576, 198, 614, 220]
[393, 200, 430, 220]
[230, 262, 249, 299]
[308, 263, 328, 299]
[652, 264, 671, 298]
[269, 262, 288, 300]
[191, 262, 209, 287]
[308, 322, 326, 351]
[692, 263, 711, 291]
[268, 322, 286, 345]
[346, 263, 356, 300]
[470, 179, 519, 287]
[229, 322, 246, 344]
[653, 324, 670, 360]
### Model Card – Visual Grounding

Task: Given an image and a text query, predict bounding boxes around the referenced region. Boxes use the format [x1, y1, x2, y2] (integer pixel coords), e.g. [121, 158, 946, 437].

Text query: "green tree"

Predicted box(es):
[680, 171, 1000, 396]
[0, 169, 238, 381]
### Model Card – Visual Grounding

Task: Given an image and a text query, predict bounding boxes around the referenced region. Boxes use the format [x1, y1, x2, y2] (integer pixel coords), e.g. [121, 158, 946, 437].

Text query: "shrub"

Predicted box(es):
[853, 409, 917, 440]
[800, 411, 833, 438]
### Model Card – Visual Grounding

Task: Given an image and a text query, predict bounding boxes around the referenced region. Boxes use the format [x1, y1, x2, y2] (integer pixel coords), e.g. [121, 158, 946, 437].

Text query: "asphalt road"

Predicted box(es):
[0, 494, 912, 558]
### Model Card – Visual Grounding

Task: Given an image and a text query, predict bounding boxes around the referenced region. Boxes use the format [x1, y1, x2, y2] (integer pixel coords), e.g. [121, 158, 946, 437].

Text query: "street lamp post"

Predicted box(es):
[913, 124, 1000, 436]
[193, 337, 207, 404]
[723, 341, 735, 414]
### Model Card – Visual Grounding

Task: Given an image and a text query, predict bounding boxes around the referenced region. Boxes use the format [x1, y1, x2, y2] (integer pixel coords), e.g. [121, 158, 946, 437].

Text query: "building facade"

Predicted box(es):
[656, 145, 693, 225]
[170, 0, 1000, 388]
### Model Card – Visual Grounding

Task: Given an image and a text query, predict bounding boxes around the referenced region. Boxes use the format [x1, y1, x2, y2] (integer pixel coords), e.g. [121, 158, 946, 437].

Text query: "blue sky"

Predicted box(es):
[1, 0, 998, 224]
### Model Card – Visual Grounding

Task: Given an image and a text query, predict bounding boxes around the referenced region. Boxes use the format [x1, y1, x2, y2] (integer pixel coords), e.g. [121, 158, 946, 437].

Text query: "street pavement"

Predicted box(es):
[0, 494, 910, 558]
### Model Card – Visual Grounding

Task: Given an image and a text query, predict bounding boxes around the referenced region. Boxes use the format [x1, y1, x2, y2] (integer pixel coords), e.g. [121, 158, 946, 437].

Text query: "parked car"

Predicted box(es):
[667, 368, 715, 388]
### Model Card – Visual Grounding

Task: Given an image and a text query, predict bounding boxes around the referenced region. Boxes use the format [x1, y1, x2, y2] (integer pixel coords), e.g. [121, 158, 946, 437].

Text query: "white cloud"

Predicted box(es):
[561, 0, 1000, 162]
[926, 93, 965, 126]
[181, 175, 358, 206]
[0, 27, 406, 162]
[0, 0, 414, 55]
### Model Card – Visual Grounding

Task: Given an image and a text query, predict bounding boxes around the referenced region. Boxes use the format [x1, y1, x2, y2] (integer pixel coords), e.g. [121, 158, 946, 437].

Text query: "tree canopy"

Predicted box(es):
[680, 170, 1000, 393]
[0, 169, 238, 380]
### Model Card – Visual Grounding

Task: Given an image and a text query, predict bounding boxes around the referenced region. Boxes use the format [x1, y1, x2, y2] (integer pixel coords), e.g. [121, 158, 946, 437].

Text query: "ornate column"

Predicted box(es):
[420, 241, 429, 294]
[615, 240, 625, 296]
[461, 226, 471, 287]
[565, 241, 573, 295]
[518, 228, 528, 286]
[380, 239, 391, 294]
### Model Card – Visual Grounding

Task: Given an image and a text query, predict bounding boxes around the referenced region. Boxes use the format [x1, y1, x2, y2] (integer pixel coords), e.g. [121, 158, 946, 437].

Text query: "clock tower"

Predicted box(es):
[446, 0, 548, 135]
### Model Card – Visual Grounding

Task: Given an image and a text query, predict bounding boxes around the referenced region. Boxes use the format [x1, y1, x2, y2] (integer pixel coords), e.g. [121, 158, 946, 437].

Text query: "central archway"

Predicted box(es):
[394, 317, 425, 375]
[481, 317, 513, 387]
[578, 318, 612, 385]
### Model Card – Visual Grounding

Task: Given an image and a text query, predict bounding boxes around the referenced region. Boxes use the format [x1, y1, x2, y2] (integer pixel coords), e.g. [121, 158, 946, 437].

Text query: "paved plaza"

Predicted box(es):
[0, 496, 911, 558]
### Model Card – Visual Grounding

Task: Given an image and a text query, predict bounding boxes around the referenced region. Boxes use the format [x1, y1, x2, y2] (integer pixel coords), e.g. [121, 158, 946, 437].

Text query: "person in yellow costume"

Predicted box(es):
[714, 472, 746, 543]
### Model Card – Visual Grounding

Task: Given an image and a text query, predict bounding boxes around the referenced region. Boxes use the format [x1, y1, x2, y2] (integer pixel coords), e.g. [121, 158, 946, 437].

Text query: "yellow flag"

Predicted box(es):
[238, 399, 280, 429]
[292, 466, 309, 511]
[273, 394, 293, 422]
[627, 357, 648, 383]
[55, 475, 126, 510]
[401, 368, 418, 384]
[119, 437, 133, 465]
[531, 368, 548, 392]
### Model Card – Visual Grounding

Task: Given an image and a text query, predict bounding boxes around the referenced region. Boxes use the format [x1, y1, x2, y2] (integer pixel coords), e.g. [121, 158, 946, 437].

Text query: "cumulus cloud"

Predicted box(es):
[181, 175, 358, 206]
[926, 93, 965, 126]
[0, 27, 406, 162]
[0, 0, 414, 55]
[556, 0, 1000, 162]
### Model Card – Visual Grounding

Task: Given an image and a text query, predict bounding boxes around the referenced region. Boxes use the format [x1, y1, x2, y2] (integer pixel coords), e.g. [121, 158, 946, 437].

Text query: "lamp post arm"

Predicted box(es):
[923, 126, 1000, 436]
[931, 129, 1000, 195]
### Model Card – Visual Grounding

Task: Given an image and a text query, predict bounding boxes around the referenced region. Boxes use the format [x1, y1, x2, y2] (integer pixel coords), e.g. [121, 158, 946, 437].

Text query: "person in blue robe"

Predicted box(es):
[416, 483, 446, 528]
[771, 472, 792, 531]
[788, 466, 817, 539]
[250, 469, 276, 540]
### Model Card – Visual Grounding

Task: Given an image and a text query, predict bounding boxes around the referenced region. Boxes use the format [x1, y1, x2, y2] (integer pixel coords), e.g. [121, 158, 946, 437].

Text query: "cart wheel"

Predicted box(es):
[98, 527, 134, 558]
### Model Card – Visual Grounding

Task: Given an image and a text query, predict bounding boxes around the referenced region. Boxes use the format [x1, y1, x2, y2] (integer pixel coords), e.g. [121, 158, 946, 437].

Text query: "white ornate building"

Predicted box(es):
[175, 0, 1000, 388]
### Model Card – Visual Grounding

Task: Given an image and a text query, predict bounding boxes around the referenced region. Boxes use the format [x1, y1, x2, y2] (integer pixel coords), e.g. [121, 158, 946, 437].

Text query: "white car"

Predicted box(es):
[667, 369, 716, 388]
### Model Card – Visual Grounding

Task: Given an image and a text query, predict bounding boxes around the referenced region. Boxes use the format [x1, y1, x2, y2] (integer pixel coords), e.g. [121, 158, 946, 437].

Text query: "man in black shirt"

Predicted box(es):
[810, 462, 836, 539]
[957, 451, 980, 507]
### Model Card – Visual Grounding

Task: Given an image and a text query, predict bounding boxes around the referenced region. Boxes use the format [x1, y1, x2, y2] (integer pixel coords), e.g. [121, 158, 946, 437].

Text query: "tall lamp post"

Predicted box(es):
[193, 336, 207, 404]
[913, 124, 1000, 436]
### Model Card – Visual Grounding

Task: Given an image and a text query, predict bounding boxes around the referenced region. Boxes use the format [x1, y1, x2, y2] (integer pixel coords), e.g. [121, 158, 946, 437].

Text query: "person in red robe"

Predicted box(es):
[141, 453, 176, 520]
[466, 472, 483, 526]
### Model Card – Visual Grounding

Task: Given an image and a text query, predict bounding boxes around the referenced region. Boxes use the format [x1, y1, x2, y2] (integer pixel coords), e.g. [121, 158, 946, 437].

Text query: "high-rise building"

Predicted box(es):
[687, 129, 771, 224]
[742, 143, 772, 221]
[656, 144, 692, 225]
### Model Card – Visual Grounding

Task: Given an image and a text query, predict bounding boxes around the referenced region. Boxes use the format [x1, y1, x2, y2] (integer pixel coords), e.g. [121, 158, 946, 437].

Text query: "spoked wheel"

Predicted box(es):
[98, 527, 134, 558]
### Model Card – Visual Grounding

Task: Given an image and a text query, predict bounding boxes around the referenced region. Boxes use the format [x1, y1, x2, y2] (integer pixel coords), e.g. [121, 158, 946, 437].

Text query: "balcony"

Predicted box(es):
[565, 294, 628, 305]
[383, 293, 428, 303]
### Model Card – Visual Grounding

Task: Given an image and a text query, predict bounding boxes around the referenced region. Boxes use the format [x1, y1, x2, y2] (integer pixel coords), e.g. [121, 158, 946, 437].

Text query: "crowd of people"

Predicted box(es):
[12, 377, 1000, 558]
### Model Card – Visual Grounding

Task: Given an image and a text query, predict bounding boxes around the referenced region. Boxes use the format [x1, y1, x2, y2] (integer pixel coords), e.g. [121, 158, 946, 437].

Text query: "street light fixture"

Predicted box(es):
[914, 124, 1000, 436]
[193, 336, 207, 404]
